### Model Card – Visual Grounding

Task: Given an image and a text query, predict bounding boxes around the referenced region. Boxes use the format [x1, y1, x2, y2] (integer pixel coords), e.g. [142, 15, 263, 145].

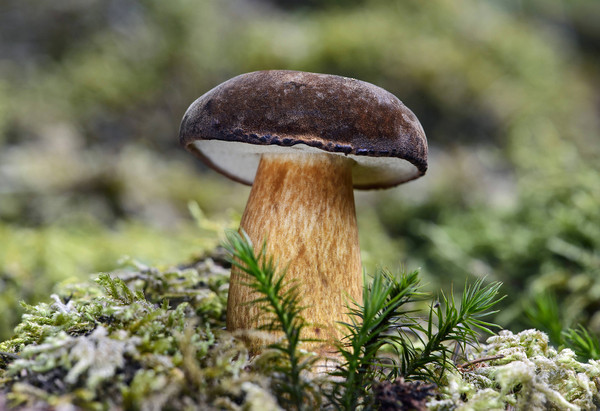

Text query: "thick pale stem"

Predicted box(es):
[227, 152, 363, 354]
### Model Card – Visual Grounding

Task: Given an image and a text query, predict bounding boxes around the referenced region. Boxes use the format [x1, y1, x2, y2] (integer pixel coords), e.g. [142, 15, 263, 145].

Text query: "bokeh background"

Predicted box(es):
[1, 0, 599, 342]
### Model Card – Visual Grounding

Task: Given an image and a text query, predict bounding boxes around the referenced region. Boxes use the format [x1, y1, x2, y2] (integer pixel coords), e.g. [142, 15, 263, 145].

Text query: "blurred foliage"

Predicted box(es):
[1, 0, 599, 342]
[378, 145, 600, 333]
[0, 212, 234, 342]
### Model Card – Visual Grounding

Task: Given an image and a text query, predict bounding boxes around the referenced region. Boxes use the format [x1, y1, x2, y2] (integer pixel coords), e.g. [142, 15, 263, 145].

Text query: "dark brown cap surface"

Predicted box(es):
[180, 70, 427, 189]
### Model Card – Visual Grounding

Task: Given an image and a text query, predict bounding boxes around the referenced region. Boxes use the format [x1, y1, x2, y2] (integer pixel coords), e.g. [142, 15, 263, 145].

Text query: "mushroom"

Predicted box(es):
[179, 70, 427, 355]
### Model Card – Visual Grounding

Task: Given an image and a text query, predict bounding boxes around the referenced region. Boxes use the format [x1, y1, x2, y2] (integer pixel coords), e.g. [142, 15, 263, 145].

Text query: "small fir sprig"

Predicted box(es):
[397, 278, 504, 381]
[563, 325, 600, 362]
[328, 273, 503, 408]
[524, 292, 564, 345]
[328, 269, 424, 410]
[223, 230, 318, 410]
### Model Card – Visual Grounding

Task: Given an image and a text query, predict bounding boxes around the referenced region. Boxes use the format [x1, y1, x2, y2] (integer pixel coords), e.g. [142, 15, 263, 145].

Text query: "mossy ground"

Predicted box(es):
[1, 246, 599, 410]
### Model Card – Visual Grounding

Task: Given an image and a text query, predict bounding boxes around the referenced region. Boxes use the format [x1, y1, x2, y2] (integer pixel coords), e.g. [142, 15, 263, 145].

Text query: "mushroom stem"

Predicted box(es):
[227, 152, 363, 355]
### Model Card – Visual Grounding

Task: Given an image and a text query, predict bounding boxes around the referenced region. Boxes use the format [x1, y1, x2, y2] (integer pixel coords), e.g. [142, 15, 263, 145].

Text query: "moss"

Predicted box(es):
[2, 247, 600, 410]
[0, 248, 276, 410]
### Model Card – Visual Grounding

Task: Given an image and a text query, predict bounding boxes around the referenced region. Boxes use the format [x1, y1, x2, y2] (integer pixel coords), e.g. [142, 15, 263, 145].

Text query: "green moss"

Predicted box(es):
[2, 246, 599, 410]
[0, 249, 274, 410]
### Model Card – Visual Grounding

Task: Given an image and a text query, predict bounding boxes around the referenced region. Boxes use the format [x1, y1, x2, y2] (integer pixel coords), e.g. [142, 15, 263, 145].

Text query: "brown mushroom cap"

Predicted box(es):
[179, 70, 428, 189]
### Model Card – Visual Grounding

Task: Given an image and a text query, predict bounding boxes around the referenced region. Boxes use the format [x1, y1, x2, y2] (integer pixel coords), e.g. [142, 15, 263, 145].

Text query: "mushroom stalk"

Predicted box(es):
[227, 152, 363, 354]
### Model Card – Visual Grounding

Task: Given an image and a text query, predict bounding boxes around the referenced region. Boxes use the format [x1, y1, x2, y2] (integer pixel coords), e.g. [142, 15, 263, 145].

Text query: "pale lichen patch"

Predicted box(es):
[429, 330, 600, 410]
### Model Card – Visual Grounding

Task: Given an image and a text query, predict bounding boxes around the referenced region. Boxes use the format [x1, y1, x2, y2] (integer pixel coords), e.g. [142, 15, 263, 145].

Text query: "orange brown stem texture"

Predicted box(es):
[227, 152, 363, 354]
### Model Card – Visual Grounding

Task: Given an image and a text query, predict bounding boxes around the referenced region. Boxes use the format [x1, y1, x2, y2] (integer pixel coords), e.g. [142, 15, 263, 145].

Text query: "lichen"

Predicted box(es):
[429, 329, 600, 410]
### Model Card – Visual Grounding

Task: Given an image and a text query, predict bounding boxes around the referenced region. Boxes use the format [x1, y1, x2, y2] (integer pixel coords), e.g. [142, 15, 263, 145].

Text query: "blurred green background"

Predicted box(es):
[1, 0, 599, 341]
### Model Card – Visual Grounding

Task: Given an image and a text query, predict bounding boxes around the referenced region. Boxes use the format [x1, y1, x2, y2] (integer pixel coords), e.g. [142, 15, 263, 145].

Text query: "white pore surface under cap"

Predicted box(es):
[194, 140, 420, 189]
